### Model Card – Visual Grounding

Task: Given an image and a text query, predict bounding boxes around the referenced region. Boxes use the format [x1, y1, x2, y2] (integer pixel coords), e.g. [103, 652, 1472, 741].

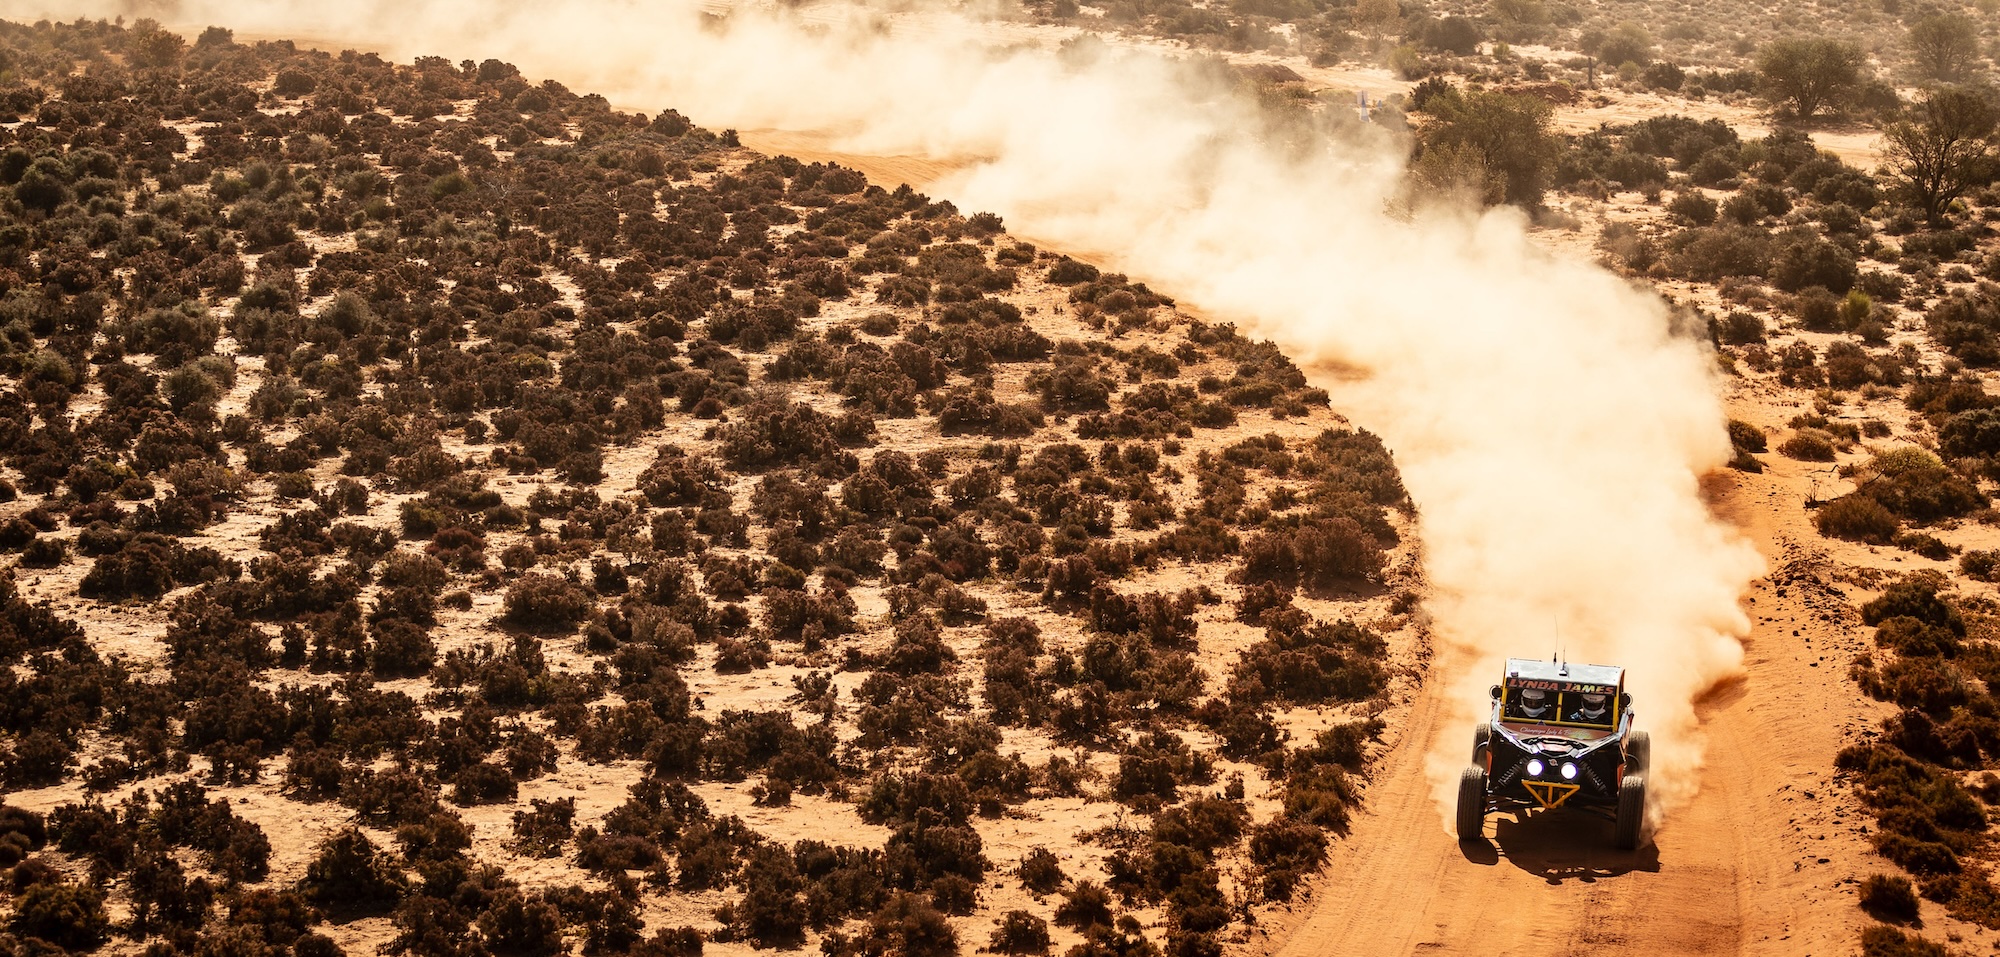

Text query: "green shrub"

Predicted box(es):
[479, 888, 565, 957]
[20, 537, 65, 568]
[1874, 616, 1962, 661]
[1054, 882, 1114, 932]
[1859, 873, 1920, 923]
[1667, 191, 1717, 225]
[1666, 225, 1772, 281]
[844, 892, 958, 957]
[1416, 89, 1558, 207]
[1816, 495, 1900, 543]
[450, 762, 519, 806]
[1018, 848, 1066, 895]
[1717, 313, 1765, 345]
[501, 573, 593, 632]
[1864, 467, 1986, 524]
[1962, 550, 2000, 581]
[1234, 517, 1385, 590]
[1779, 432, 1837, 462]
[1859, 925, 1948, 957]
[1861, 578, 1962, 631]
[988, 910, 1051, 955]
[9, 880, 108, 949]
[1772, 236, 1857, 293]
[1939, 408, 2000, 458]
[1249, 819, 1327, 901]
[634, 928, 705, 957]
[299, 828, 406, 912]
[1727, 419, 1767, 453]
[1893, 532, 1953, 561]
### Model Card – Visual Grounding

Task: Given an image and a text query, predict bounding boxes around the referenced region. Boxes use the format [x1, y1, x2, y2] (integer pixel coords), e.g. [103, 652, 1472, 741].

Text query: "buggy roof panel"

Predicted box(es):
[1504, 658, 1623, 689]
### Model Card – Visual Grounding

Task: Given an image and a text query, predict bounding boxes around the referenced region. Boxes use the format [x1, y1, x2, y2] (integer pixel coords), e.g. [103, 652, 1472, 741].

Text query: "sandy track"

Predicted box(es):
[736, 129, 957, 194]
[1254, 463, 1882, 957]
[735, 129, 1131, 268]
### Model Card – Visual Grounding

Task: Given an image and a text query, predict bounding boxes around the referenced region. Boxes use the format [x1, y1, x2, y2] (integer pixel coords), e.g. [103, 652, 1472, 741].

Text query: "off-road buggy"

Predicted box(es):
[1456, 658, 1650, 849]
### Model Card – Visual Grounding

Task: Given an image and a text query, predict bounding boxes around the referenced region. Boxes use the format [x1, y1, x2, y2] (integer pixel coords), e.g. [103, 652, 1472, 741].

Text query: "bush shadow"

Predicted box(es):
[1458, 810, 1662, 884]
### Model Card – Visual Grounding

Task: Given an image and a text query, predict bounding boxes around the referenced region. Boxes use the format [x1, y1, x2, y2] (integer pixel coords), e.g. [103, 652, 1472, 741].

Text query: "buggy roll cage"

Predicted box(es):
[1491, 659, 1630, 732]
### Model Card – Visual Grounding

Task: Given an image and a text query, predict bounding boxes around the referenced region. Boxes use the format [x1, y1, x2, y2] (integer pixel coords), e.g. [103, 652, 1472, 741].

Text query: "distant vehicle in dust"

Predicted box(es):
[1456, 658, 1650, 849]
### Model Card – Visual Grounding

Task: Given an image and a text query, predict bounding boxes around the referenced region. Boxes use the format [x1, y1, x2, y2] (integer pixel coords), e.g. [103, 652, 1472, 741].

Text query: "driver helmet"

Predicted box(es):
[1577, 693, 1609, 719]
[1517, 687, 1549, 717]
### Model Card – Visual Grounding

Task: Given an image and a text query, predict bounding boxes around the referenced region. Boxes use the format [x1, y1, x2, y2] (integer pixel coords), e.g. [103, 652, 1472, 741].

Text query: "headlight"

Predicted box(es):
[1526, 758, 1545, 777]
[1560, 762, 1578, 780]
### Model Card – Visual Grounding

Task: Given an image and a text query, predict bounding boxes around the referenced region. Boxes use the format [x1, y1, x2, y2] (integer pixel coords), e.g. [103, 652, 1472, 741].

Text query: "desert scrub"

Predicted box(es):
[502, 573, 595, 632]
[1859, 873, 1920, 923]
[1815, 495, 1900, 543]
[0, 20, 1415, 957]
[1778, 431, 1838, 462]
[1963, 550, 2000, 581]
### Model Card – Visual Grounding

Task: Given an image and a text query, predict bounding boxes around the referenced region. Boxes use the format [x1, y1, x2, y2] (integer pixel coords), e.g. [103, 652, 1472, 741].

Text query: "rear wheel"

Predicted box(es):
[1456, 766, 1488, 841]
[1614, 774, 1647, 850]
[1626, 730, 1651, 777]
[1471, 722, 1492, 761]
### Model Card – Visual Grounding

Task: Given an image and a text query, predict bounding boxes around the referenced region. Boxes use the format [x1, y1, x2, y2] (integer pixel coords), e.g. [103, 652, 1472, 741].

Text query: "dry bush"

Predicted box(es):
[502, 573, 594, 632]
[1778, 431, 1837, 462]
[0, 22, 1413, 956]
[1859, 926, 1948, 957]
[1816, 495, 1900, 544]
[1859, 873, 1921, 923]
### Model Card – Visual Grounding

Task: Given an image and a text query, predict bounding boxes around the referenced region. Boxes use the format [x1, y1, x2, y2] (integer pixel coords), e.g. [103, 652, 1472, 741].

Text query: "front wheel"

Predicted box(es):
[1614, 774, 1647, 850]
[1456, 766, 1488, 841]
[1625, 730, 1651, 778]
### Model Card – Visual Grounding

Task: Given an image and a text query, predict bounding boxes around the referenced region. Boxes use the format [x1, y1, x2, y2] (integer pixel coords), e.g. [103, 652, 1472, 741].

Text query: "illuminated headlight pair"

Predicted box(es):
[1525, 759, 1580, 781]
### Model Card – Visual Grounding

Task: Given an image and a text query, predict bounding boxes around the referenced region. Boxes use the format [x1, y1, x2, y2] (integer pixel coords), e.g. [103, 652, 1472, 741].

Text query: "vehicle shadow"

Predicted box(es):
[1458, 811, 1662, 884]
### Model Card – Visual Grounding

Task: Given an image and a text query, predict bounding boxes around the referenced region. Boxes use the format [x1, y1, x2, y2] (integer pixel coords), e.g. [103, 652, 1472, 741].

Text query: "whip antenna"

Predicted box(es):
[1555, 615, 1568, 676]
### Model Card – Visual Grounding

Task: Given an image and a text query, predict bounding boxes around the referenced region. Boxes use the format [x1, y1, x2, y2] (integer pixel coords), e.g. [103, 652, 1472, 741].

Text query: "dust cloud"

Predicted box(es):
[20, 0, 1765, 827]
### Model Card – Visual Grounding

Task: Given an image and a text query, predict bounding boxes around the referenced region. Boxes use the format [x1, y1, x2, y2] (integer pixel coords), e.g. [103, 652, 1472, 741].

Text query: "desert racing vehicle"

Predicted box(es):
[1456, 658, 1650, 849]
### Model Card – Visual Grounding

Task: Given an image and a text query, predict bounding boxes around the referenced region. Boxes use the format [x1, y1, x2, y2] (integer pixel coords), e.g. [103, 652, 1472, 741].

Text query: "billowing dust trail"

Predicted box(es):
[1251, 464, 1879, 957]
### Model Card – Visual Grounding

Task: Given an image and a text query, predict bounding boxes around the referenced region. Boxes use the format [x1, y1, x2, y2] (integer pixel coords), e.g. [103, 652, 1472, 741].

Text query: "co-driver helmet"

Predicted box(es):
[1517, 687, 1549, 717]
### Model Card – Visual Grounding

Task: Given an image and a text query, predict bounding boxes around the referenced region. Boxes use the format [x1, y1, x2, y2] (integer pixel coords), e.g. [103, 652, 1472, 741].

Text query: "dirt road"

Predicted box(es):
[736, 130, 957, 195]
[1250, 456, 1885, 957]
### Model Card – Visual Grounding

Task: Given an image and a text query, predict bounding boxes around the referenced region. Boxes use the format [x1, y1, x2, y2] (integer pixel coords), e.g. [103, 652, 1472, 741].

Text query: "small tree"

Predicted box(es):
[127, 20, 185, 69]
[1758, 38, 1868, 119]
[1419, 17, 1483, 56]
[1416, 89, 1559, 208]
[1907, 13, 1981, 83]
[862, 893, 958, 957]
[1859, 873, 1921, 923]
[1352, 0, 1402, 44]
[10, 881, 108, 950]
[479, 889, 565, 957]
[1018, 847, 1067, 895]
[299, 828, 406, 912]
[1582, 22, 1654, 68]
[988, 911, 1052, 955]
[1884, 86, 1999, 226]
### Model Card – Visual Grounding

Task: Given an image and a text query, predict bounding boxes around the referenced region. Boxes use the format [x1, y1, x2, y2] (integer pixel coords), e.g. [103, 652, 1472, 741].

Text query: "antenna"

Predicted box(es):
[1554, 615, 1568, 676]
